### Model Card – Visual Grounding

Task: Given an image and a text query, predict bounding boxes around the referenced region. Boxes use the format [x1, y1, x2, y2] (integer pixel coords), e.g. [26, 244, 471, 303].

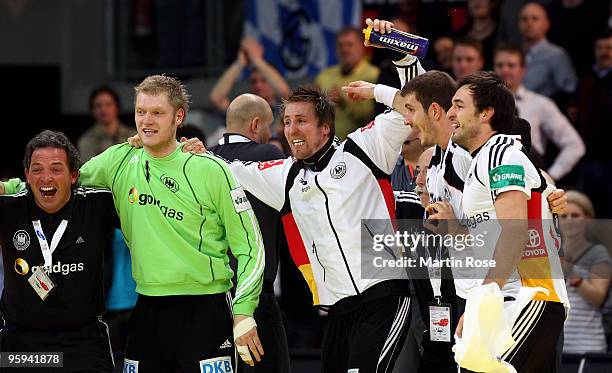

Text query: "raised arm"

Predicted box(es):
[242, 37, 290, 99]
[209, 49, 248, 112]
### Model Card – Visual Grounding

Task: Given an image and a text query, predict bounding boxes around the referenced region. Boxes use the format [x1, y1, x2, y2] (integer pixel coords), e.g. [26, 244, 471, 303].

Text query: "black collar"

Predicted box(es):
[298, 136, 337, 172]
[219, 133, 252, 145]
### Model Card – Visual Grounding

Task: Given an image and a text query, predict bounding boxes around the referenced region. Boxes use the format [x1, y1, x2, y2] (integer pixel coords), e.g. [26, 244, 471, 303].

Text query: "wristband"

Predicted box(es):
[233, 317, 257, 363]
[373, 84, 400, 108]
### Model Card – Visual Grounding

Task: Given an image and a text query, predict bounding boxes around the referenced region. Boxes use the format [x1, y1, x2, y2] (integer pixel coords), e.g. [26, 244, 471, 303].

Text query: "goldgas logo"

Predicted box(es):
[160, 175, 179, 193]
[128, 187, 139, 204]
[15, 258, 29, 275]
[136, 193, 184, 221]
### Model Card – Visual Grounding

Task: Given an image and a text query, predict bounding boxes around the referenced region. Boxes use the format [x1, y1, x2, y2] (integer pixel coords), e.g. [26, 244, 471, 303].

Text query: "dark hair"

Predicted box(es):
[400, 70, 457, 111]
[453, 36, 485, 58]
[595, 28, 612, 41]
[510, 117, 532, 153]
[457, 71, 515, 134]
[24, 130, 81, 172]
[89, 85, 121, 113]
[280, 86, 336, 135]
[176, 123, 207, 144]
[509, 116, 545, 169]
[494, 43, 526, 67]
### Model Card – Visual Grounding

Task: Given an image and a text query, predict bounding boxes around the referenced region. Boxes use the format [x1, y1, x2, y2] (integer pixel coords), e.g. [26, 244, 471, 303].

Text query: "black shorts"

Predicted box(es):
[0, 317, 114, 373]
[123, 293, 235, 373]
[238, 292, 290, 373]
[321, 295, 411, 373]
[501, 300, 565, 372]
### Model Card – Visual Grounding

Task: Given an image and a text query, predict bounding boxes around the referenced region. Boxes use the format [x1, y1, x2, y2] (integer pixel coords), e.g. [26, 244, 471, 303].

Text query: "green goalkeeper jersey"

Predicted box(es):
[5, 143, 265, 316]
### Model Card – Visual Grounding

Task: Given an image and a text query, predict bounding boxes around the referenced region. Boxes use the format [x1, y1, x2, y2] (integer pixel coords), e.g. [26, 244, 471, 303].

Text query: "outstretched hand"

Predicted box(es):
[341, 81, 376, 102]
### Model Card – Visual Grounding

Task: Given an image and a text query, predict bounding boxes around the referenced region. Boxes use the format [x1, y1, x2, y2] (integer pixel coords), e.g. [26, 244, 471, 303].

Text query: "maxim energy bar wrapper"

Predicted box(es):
[363, 25, 429, 59]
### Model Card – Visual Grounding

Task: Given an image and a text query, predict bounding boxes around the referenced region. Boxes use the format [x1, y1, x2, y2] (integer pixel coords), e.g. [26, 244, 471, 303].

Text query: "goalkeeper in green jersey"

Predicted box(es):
[2, 75, 265, 372]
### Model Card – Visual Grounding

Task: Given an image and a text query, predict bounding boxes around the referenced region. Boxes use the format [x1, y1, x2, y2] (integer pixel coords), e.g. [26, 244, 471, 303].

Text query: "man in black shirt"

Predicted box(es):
[0, 130, 116, 372]
[209, 93, 291, 373]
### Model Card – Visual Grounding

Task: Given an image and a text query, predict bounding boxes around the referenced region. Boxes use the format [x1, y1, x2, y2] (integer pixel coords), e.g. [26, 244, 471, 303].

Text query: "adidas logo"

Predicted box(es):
[219, 339, 232, 349]
[76, 236, 85, 244]
[129, 155, 139, 164]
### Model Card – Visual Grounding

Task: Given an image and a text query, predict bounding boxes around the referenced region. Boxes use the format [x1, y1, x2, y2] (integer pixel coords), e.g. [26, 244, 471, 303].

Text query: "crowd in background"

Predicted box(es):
[0, 0, 611, 369]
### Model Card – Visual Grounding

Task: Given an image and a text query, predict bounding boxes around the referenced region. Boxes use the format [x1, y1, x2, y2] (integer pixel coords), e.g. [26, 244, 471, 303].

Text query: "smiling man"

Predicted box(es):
[227, 83, 413, 373]
[447, 71, 568, 372]
[223, 20, 426, 369]
[0, 130, 116, 372]
[2, 75, 265, 373]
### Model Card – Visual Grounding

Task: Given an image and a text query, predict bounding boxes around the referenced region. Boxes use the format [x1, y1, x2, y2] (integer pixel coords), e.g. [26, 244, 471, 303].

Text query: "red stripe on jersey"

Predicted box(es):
[258, 159, 284, 170]
[523, 191, 547, 258]
[281, 212, 310, 267]
[360, 120, 376, 132]
[378, 179, 397, 229]
[527, 191, 543, 220]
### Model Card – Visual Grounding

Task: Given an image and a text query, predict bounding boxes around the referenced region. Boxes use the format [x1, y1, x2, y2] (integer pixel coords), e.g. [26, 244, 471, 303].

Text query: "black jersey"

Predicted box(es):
[0, 186, 118, 330]
[209, 133, 286, 288]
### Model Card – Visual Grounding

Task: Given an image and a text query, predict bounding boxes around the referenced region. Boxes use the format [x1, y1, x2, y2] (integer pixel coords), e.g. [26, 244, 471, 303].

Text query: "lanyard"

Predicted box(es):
[32, 220, 68, 267]
[425, 244, 443, 303]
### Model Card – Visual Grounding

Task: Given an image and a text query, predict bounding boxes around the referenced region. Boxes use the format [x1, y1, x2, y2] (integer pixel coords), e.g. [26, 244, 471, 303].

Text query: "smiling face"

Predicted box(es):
[283, 101, 330, 160]
[447, 85, 484, 152]
[25, 147, 78, 214]
[402, 93, 439, 147]
[135, 92, 184, 157]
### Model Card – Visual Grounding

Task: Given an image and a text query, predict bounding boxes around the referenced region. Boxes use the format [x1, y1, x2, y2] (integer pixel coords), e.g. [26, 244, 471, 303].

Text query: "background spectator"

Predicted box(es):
[451, 37, 485, 80]
[519, 2, 577, 99]
[391, 129, 424, 193]
[210, 37, 290, 115]
[78, 86, 136, 162]
[575, 28, 612, 219]
[176, 123, 207, 144]
[493, 43, 584, 181]
[209, 36, 290, 151]
[315, 27, 379, 139]
[458, 0, 500, 69]
[546, 0, 610, 75]
[433, 36, 454, 75]
[561, 191, 612, 354]
[497, 0, 553, 45]
[78, 86, 137, 369]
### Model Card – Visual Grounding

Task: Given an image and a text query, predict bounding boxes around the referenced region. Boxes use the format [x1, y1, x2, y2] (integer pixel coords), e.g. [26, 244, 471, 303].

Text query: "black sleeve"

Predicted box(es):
[395, 192, 424, 220]
[257, 144, 286, 162]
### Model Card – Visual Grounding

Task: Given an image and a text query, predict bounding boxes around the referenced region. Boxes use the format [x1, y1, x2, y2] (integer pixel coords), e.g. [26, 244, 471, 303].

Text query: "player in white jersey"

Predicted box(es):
[448, 71, 567, 372]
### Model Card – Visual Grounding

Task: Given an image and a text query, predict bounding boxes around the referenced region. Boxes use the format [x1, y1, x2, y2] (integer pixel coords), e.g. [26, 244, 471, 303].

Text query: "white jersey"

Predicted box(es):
[426, 138, 482, 298]
[462, 134, 568, 306]
[226, 110, 412, 308]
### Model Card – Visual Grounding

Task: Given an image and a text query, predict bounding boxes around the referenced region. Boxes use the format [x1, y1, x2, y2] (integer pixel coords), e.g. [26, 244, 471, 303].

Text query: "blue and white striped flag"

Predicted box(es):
[244, 0, 362, 79]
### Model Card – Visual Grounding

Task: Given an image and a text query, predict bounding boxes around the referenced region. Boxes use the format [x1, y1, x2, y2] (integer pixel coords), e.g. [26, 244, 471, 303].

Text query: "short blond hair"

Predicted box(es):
[134, 74, 190, 118]
[567, 190, 595, 218]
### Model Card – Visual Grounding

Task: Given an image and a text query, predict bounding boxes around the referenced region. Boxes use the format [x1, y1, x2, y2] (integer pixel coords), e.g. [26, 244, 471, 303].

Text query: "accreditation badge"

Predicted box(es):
[27, 266, 56, 301]
[429, 303, 451, 342]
